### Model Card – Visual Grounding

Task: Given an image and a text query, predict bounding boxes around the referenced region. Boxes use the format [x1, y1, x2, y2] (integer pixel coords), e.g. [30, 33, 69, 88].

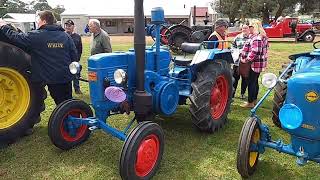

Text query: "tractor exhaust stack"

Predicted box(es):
[133, 0, 152, 121]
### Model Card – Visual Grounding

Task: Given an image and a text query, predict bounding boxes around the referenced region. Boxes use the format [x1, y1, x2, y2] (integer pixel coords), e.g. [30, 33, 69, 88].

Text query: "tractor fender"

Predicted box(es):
[297, 29, 315, 39]
[294, 56, 313, 73]
[191, 49, 233, 66]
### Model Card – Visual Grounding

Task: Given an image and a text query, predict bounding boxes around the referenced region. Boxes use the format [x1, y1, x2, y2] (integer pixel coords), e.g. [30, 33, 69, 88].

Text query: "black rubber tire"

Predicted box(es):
[168, 25, 192, 54]
[302, 32, 315, 42]
[189, 60, 232, 133]
[48, 99, 93, 150]
[272, 63, 293, 128]
[237, 117, 261, 178]
[0, 41, 44, 144]
[120, 121, 164, 180]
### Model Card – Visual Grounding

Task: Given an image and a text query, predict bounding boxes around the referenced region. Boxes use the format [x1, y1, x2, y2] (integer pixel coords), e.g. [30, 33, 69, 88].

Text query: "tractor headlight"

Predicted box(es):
[69, 62, 81, 75]
[114, 69, 127, 84]
[279, 104, 303, 130]
[262, 73, 277, 88]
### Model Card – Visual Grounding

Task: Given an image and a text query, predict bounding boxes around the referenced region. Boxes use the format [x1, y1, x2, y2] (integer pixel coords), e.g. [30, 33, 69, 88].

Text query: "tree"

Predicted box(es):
[298, 0, 320, 14]
[214, 0, 242, 24]
[52, 5, 65, 21]
[0, 0, 29, 17]
[29, 0, 52, 12]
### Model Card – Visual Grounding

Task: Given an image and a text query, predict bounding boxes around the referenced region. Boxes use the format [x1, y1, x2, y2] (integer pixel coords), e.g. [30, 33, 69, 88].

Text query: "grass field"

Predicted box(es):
[1, 37, 320, 180]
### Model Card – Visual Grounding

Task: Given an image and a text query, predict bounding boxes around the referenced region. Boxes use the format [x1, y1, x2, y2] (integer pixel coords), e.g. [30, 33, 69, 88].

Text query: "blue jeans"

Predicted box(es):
[73, 64, 82, 91]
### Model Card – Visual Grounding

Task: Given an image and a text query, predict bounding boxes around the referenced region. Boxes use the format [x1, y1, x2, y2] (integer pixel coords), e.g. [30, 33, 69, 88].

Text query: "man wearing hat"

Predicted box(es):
[208, 19, 229, 49]
[64, 20, 83, 94]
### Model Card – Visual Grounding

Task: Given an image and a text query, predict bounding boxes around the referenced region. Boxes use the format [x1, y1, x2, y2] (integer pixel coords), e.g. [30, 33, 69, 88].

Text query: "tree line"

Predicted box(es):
[214, 0, 320, 24]
[0, 0, 65, 21]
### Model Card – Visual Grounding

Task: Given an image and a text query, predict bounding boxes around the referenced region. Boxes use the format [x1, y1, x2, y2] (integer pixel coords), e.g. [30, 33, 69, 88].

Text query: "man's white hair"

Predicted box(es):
[89, 19, 101, 28]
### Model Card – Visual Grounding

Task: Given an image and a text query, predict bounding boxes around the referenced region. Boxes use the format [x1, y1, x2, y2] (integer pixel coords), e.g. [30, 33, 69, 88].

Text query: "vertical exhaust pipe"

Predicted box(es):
[134, 0, 146, 91]
[193, 5, 196, 26]
[133, 0, 152, 121]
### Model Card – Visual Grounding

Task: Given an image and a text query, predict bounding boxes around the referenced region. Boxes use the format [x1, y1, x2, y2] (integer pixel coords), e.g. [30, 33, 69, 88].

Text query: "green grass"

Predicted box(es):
[1, 41, 319, 180]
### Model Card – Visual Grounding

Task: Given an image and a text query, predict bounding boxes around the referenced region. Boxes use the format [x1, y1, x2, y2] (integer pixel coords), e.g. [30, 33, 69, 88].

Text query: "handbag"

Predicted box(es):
[239, 62, 251, 78]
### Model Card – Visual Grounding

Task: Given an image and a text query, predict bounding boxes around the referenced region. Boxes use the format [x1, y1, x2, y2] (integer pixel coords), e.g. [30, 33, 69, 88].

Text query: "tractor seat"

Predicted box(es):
[181, 43, 201, 54]
[173, 56, 192, 66]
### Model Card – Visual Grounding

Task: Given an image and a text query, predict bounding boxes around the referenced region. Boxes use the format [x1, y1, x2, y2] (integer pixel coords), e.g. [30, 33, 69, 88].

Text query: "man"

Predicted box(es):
[208, 19, 229, 49]
[64, 20, 83, 94]
[0, 11, 77, 124]
[88, 19, 112, 55]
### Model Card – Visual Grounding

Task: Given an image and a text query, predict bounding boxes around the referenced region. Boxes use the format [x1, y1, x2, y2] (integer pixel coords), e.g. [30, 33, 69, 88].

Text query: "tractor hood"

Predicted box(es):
[284, 59, 320, 140]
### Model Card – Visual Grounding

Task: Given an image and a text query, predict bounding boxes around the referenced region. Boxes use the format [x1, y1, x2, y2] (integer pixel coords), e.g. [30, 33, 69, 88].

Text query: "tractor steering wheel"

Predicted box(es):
[313, 41, 320, 49]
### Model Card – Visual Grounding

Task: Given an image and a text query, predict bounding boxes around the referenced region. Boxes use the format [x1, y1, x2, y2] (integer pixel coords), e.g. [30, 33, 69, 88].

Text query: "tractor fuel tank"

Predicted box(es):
[87, 48, 171, 108]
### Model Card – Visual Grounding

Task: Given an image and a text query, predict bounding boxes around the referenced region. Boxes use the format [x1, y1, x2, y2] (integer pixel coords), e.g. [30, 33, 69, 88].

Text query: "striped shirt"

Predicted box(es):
[241, 34, 269, 73]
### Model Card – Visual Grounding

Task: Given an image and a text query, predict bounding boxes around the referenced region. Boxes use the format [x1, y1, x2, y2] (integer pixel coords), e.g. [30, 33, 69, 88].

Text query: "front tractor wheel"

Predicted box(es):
[237, 117, 261, 178]
[120, 121, 164, 180]
[190, 60, 232, 133]
[48, 99, 93, 150]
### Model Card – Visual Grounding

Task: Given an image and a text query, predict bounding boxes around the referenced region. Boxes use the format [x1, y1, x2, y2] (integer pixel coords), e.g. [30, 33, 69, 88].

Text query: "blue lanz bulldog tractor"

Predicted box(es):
[48, 0, 233, 179]
[237, 41, 320, 178]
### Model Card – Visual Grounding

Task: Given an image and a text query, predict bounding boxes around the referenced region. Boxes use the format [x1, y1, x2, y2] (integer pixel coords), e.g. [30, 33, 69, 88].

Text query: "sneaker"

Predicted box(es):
[253, 99, 258, 105]
[75, 89, 83, 94]
[240, 102, 255, 108]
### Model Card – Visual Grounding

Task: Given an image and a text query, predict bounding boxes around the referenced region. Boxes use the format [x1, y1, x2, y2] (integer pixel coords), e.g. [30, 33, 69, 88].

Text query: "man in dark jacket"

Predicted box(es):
[64, 19, 83, 94]
[0, 11, 77, 121]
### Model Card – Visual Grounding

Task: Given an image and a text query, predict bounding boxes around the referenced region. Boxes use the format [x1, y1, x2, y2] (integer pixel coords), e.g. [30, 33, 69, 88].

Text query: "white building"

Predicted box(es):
[2, 13, 36, 32]
[61, 3, 190, 35]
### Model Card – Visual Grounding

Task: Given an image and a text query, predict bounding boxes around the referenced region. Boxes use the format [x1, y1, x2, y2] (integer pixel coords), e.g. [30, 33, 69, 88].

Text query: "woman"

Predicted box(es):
[240, 20, 269, 108]
[231, 24, 250, 99]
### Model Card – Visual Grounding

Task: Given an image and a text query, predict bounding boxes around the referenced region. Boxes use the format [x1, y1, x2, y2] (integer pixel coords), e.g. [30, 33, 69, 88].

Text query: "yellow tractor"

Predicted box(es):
[0, 26, 45, 144]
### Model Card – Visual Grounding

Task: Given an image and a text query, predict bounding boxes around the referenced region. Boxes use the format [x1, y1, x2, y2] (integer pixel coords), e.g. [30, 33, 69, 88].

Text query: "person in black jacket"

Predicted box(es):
[64, 19, 83, 94]
[0, 11, 77, 123]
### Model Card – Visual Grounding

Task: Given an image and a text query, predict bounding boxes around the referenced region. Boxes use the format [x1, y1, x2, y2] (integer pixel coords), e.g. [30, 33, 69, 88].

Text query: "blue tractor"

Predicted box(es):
[236, 41, 320, 178]
[48, 0, 233, 179]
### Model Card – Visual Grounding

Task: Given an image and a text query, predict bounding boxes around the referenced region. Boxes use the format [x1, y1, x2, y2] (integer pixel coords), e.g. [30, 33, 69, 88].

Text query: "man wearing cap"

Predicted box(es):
[208, 19, 229, 49]
[64, 20, 83, 94]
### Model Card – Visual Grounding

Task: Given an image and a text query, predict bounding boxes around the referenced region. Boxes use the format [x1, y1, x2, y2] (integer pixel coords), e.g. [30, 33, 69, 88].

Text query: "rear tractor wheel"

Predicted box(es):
[0, 41, 45, 144]
[190, 60, 233, 133]
[272, 63, 293, 128]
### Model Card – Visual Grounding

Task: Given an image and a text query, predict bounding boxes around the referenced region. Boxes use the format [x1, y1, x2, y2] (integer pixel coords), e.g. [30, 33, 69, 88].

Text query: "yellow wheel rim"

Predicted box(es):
[0, 67, 31, 129]
[249, 127, 260, 167]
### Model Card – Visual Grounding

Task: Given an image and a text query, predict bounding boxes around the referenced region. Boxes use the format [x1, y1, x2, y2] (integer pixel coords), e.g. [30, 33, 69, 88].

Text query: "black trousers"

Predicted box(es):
[31, 81, 72, 124]
[32, 81, 73, 106]
[247, 69, 260, 103]
[233, 66, 248, 96]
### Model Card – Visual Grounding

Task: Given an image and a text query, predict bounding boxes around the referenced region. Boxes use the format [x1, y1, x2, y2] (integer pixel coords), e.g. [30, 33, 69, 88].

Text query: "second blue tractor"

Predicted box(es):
[48, 2, 234, 179]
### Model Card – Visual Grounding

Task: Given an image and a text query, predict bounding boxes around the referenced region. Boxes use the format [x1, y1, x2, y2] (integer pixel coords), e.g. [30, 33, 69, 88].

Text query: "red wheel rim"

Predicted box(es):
[135, 134, 160, 177]
[60, 109, 88, 142]
[210, 75, 229, 120]
[161, 28, 169, 45]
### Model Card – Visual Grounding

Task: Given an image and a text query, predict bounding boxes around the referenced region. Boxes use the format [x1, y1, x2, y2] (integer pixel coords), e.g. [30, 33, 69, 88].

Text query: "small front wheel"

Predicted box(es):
[48, 99, 93, 150]
[120, 121, 164, 180]
[236, 117, 261, 178]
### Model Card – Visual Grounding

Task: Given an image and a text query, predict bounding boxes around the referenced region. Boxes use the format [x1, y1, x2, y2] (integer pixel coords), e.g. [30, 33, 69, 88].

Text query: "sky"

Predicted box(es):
[23, 0, 213, 12]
